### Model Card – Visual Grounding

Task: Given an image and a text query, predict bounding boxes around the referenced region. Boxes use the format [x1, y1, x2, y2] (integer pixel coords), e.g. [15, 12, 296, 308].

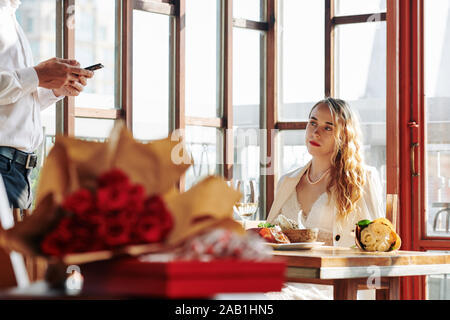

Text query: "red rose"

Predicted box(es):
[50, 217, 74, 241]
[136, 196, 174, 242]
[104, 215, 131, 247]
[127, 184, 145, 212]
[134, 215, 163, 243]
[96, 186, 129, 212]
[62, 189, 94, 216]
[40, 217, 77, 256]
[41, 233, 67, 256]
[84, 213, 107, 237]
[158, 207, 174, 233]
[144, 196, 173, 232]
[67, 236, 105, 253]
[143, 196, 165, 215]
[98, 169, 130, 188]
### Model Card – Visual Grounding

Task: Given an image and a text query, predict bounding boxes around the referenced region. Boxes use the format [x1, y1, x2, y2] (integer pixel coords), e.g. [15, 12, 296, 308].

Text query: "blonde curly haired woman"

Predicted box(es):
[265, 97, 384, 300]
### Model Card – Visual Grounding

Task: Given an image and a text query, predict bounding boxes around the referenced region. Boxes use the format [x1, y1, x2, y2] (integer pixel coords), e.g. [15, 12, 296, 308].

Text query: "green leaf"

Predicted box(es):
[258, 222, 275, 228]
[357, 219, 372, 229]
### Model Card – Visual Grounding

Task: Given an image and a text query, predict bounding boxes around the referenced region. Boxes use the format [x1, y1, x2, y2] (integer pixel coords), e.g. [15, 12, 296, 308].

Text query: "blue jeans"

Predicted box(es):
[0, 154, 33, 209]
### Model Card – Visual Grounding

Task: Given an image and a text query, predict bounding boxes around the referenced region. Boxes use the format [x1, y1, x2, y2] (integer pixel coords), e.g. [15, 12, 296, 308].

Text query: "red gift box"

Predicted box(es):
[80, 258, 286, 298]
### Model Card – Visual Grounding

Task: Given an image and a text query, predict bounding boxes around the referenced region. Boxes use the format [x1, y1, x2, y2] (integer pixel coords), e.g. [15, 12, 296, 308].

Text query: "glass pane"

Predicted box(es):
[277, 131, 312, 178]
[132, 10, 171, 142]
[186, 0, 219, 118]
[75, 0, 118, 109]
[75, 118, 115, 141]
[233, 0, 263, 21]
[16, 0, 56, 146]
[233, 28, 263, 219]
[278, 0, 325, 121]
[424, 0, 450, 237]
[427, 251, 450, 300]
[184, 126, 222, 190]
[16, 0, 57, 207]
[335, 22, 387, 200]
[335, 22, 386, 100]
[335, 0, 386, 16]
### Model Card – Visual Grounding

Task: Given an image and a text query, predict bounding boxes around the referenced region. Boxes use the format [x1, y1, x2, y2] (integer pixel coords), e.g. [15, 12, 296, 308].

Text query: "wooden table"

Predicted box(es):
[271, 246, 450, 300]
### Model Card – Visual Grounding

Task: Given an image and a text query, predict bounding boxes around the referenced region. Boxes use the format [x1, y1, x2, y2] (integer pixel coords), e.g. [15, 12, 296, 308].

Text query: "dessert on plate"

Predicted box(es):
[355, 218, 401, 252]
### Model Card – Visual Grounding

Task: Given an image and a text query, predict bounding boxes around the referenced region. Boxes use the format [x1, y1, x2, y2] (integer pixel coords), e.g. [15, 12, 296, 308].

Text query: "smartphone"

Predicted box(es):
[84, 63, 104, 71]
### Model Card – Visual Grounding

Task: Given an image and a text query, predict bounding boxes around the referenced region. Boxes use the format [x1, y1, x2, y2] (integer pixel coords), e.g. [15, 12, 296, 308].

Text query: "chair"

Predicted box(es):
[386, 194, 398, 232]
[432, 202, 450, 233]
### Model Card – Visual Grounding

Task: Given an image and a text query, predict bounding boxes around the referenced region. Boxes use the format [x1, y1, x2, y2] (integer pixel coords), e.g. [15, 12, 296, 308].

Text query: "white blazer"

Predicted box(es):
[266, 161, 385, 247]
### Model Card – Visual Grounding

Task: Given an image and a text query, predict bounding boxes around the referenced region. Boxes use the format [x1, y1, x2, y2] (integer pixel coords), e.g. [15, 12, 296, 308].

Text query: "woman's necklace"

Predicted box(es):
[306, 166, 331, 185]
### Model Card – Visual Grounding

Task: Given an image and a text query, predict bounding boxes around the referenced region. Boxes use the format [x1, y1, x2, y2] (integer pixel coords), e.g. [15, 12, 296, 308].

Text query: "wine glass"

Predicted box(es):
[231, 180, 259, 229]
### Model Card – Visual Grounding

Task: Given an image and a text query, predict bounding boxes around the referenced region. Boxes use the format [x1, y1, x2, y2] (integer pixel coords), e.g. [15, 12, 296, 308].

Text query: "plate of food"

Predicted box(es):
[247, 215, 324, 250]
[265, 242, 325, 250]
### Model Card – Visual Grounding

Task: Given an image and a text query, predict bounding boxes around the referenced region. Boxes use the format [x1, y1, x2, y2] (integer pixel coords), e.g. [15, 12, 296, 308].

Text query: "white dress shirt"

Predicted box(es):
[0, 0, 62, 153]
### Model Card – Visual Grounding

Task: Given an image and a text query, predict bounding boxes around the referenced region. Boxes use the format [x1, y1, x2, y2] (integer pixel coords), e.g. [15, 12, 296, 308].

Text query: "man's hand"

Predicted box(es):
[34, 57, 94, 90]
[52, 81, 85, 97]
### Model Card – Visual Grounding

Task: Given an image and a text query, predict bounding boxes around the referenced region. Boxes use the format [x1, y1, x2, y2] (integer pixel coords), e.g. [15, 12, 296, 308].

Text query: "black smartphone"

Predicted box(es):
[84, 63, 104, 71]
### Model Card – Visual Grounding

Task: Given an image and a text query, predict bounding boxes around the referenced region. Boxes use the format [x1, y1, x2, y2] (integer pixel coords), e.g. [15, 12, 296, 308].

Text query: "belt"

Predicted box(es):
[0, 146, 37, 169]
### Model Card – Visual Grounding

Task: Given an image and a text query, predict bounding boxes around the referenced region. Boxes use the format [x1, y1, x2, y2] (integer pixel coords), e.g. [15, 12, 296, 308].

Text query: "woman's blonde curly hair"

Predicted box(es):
[309, 97, 366, 219]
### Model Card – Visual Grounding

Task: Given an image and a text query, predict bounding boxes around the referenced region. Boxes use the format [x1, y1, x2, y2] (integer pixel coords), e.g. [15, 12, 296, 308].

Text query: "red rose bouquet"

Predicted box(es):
[0, 122, 244, 266]
[40, 169, 173, 257]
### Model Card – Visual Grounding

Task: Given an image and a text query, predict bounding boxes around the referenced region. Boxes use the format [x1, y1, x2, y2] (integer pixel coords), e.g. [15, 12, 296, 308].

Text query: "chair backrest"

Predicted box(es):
[0, 176, 29, 289]
[386, 194, 398, 232]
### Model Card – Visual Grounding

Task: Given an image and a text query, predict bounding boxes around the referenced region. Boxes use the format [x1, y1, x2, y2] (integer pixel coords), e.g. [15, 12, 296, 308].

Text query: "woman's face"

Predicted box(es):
[305, 103, 337, 158]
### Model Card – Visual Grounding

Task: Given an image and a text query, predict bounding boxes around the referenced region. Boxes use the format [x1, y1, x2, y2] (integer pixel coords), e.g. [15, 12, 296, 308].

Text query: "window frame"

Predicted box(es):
[55, 0, 124, 137]
[271, 0, 390, 212]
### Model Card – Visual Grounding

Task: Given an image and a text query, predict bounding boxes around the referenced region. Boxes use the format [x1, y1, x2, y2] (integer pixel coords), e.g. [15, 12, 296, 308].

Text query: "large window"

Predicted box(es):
[185, 0, 220, 119]
[232, 1, 267, 219]
[278, 0, 325, 123]
[334, 6, 387, 200]
[424, 0, 450, 300]
[73, 0, 121, 141]
[75, 0, 118, 110]
[132, 9, 172, 142]
[17, 0, 388, 217]
[277, 0, 325, 178]
[424, 0, 450, 238]
[184, 0, 222, 189]
[233, 28, 265, 219]
[276, 0, 387, 203]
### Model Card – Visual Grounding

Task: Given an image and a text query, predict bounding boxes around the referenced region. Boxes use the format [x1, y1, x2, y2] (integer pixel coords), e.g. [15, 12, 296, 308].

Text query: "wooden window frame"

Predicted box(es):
[57, 0, 127, 137]
[397, 0, 450, 300]
[232, 0, 269, 219]
[265, 0, 388, 216]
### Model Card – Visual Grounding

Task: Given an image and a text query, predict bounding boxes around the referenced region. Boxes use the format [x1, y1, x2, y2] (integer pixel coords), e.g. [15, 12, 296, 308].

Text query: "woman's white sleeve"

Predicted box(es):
[359, 167, 385, 221]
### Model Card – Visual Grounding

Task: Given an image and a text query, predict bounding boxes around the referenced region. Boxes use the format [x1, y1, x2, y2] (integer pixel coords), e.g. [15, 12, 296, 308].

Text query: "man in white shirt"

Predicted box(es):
[0, 0, 94, 210]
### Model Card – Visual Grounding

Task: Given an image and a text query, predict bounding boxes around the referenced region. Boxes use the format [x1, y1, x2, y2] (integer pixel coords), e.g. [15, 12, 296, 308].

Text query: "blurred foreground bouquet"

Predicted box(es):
[0, 122, 245, 265]
[40, 169, 173, 256]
